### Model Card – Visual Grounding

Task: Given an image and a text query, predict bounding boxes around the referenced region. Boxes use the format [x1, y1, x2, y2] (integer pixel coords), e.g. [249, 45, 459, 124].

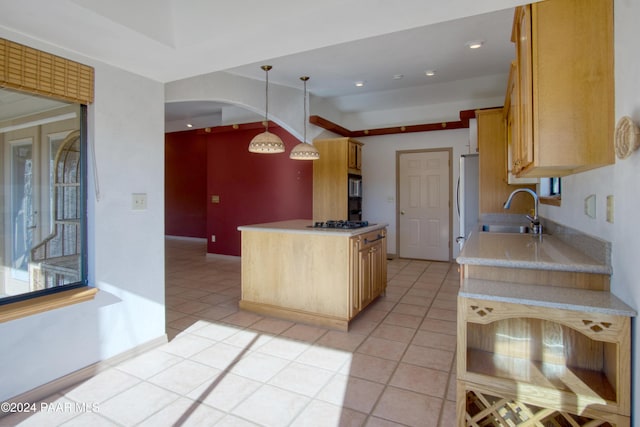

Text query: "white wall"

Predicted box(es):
[358, 129, 472, 258]
[340, 97, 503, 131]
[167, 72, 304, 141]
[538, 0, 640, 415]
[333, 74, 507, 130]
[0, 31, 166, 401]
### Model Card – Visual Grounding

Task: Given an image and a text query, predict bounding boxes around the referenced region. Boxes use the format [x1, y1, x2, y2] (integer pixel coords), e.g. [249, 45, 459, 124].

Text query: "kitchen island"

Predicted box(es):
[237, 219, 387, 330]
[456, 228, 635, 426]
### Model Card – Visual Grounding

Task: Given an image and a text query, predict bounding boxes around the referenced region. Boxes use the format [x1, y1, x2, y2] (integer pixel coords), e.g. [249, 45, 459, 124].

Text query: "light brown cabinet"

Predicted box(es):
[348, 140, 362, 171]
[458, 293, 632, 426]
[239, 220, 386, 330]
[510, 0, 614, 177]
[477, 108, 534, 215]
[313, 137, 364, 221]
[350, 229, 387, 317]
[504, 62, 538, 185]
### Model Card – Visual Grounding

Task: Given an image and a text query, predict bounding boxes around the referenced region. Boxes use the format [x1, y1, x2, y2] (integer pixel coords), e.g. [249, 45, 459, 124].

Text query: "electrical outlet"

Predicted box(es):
[132, 193, 147, 210]
[211, 235, 216, 243]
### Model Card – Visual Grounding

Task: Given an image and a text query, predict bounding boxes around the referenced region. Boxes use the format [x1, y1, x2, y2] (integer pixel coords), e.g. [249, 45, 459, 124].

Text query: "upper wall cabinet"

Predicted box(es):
[510, 0, 614, 178]
[504, 61, 538, 185]
[348, 139, 363, 174]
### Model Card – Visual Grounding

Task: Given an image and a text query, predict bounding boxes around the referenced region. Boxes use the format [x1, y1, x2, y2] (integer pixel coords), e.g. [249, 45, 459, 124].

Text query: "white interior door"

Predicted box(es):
[398, 150, 450, 261]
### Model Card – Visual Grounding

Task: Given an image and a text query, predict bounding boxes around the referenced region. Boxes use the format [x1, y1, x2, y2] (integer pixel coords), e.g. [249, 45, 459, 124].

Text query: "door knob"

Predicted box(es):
[400, 211, 405, 215]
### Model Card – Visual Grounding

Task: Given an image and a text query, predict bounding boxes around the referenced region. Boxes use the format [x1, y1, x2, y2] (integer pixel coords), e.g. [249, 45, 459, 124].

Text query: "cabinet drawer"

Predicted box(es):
[356, 230, 386, 250]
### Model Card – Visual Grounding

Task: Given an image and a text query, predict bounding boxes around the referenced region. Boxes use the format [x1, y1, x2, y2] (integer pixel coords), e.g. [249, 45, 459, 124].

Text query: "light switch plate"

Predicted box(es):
[132, 193, 147, 210]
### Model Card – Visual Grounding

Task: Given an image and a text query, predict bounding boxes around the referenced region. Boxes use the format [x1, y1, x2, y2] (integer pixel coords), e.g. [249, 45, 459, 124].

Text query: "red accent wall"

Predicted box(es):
[165, 131, 207, 238]
[206, 125, 313, 256]
[165, 124, 313, 255]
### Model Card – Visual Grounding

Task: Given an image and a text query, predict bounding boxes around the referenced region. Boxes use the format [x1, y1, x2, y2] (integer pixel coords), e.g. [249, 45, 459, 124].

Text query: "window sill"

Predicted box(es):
[540, 195, 561, 206]
[0, 287, 98, 323]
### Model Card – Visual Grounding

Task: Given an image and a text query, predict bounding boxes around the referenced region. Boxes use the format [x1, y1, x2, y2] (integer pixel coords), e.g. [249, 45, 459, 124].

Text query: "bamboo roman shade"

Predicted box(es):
[0, 38, 94, 104]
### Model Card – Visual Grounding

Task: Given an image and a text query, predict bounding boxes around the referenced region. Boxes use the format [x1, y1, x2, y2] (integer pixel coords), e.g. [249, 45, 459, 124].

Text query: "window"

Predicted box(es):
[539, 177, 561, 206]
[0, 88, 88, 306]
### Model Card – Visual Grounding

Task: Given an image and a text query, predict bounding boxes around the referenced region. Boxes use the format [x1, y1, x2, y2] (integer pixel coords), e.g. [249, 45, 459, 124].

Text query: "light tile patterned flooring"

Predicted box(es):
[1, 238, 459, 427]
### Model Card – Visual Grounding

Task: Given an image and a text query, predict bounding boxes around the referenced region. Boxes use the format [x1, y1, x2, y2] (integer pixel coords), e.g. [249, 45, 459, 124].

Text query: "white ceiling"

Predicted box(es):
[0, 0, 529, 127]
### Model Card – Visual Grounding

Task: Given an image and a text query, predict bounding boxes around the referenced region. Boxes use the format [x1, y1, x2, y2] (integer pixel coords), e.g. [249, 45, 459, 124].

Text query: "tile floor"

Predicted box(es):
[1, 237, 459, 427]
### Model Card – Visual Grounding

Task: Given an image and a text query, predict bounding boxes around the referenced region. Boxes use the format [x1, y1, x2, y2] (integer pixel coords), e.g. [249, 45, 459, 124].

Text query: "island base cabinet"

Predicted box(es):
[239, 223, 387, 331]
[456, 296, 631, 426]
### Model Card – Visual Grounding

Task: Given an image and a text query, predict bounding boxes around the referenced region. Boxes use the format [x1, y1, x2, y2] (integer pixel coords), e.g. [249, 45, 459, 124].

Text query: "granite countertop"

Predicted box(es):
[457, 230, 611, 274]
[238, 219, 387, 236]
[460, 278, 636, 317]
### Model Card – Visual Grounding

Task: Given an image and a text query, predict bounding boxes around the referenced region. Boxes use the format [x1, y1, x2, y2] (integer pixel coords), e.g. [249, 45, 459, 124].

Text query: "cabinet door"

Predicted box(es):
[515, 5, 533, 172]
[349, 141, 362, 170]
[506, 62, 519, 175]
[350, 237, 361, 317]
[506, 62, 538, 185]
[359, 245, 374, 308]
[371, 239, 386, 297]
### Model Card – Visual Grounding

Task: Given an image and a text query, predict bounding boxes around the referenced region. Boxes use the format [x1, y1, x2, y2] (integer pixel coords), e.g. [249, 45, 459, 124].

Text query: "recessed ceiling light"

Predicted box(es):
[425, 70, 436, 77]
[466, 40, 484, 49]
[355, 81, 365, 87]
[393, 74, 404, 80]
[186, 123, 193, 128]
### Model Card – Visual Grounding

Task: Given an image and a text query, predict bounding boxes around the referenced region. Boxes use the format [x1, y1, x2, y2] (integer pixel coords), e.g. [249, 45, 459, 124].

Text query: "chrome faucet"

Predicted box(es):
[503, 188, 543, 235]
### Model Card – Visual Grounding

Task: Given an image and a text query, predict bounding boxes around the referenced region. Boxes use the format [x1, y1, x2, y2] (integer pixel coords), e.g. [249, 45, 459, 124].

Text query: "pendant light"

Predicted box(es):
[289, 76, 320, 160]
[248, 65, 285, 153]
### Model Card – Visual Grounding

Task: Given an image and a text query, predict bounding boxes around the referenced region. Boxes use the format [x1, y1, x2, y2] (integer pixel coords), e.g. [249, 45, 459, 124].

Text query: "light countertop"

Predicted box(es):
[457, 230, 611, 274]
[238, 219, 387, 236]
[460, 278, 636, 317]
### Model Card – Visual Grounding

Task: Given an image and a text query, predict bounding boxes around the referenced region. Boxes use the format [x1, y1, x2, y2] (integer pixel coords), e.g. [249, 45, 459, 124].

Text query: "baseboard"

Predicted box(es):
[165, 235, 206, 242]
[205, 253, 240, 260]
[239, 300, 348, 331]
[1, 334, 168, 410]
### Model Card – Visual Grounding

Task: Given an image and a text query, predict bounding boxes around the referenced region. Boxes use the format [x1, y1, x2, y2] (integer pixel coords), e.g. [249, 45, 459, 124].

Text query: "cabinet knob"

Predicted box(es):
[400, 211, 405, 215]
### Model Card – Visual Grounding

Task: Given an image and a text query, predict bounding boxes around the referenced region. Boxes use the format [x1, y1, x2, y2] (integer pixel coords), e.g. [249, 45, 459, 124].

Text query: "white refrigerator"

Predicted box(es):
[456, 153, 479, 249]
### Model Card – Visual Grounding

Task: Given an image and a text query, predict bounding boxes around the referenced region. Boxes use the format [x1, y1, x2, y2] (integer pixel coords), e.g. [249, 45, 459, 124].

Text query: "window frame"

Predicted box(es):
[0, 101, 92, 320]
[0, 38, 95, 321]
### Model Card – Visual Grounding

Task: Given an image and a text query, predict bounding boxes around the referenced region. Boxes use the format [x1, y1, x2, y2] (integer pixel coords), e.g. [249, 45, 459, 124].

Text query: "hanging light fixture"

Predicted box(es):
[289, 76, 320, 160]
[248, 65, 285, 153]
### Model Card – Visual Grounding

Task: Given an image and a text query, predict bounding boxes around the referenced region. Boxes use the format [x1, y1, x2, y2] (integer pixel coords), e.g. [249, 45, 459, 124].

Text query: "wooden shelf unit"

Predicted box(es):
[457, 281, 632, 426]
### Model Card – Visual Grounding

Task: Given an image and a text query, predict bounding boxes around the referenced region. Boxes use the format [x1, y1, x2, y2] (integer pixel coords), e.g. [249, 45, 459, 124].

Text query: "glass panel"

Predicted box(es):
[0, 87, 85, 302]
[10, 140, 34, 283]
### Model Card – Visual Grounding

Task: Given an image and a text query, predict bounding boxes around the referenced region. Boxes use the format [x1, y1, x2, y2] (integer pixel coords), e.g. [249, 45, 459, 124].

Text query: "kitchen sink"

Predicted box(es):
[480, 224, 530, 234]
